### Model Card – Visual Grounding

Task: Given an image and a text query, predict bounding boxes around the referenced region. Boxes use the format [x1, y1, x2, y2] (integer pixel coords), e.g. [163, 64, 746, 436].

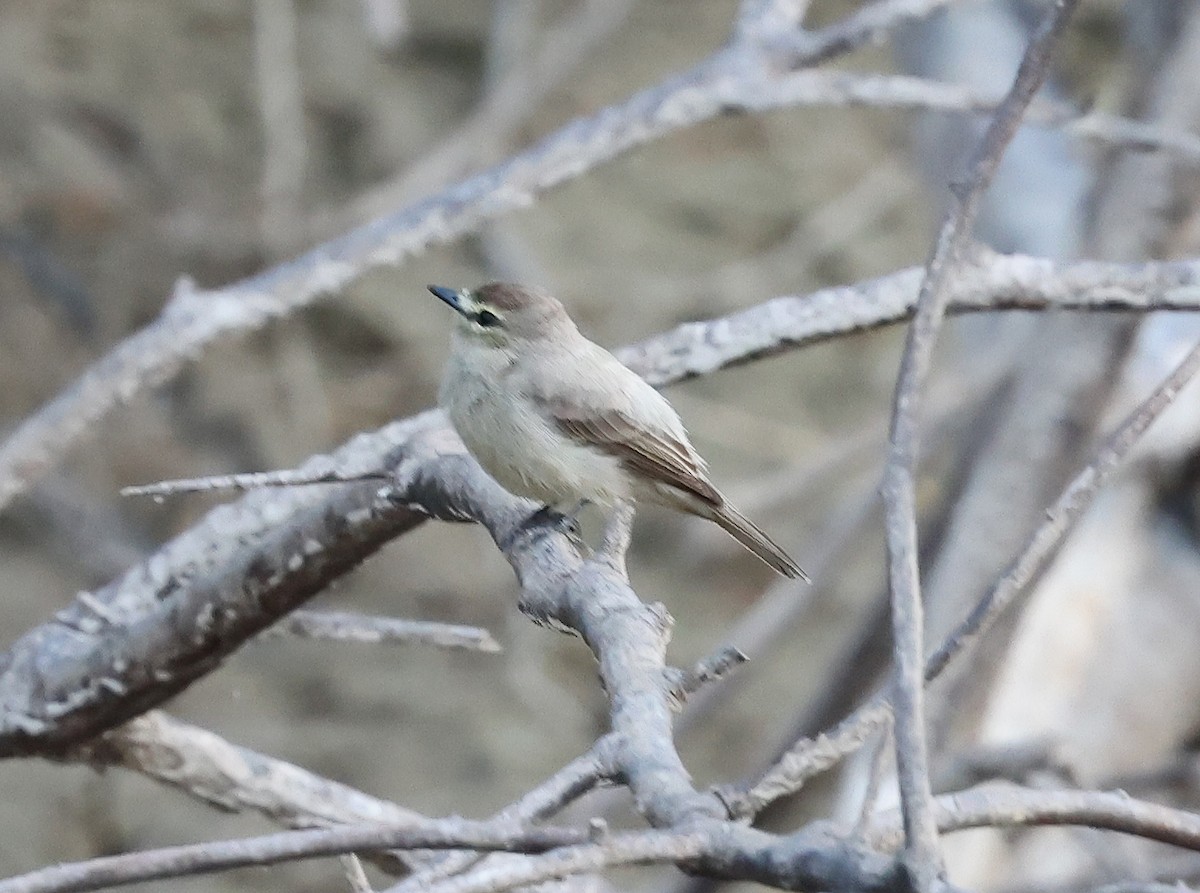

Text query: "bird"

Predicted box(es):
[428, 282, 808, 580]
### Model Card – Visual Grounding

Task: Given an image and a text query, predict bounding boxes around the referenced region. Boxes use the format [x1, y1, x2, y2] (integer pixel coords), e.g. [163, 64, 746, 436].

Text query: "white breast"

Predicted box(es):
[439, 339, 630, 507]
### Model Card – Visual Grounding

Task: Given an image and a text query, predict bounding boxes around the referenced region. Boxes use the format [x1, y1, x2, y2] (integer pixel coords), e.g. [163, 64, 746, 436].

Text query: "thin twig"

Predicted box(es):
[7, 0, 1192, 517]
[393, 644, 742, 893]
[412, 833, 708, 893]
[122, 467, 390, 497]
[922, 336, 1200, 685]
[341, 854, 376, 893]
[0, 820, 595, 893]
[880, 2, 1081, 886]
[854, 720, 895, 839]
[731, 332, 1200, 821]
[261, 610, 501, 653]
[868, 783, 1200, 855]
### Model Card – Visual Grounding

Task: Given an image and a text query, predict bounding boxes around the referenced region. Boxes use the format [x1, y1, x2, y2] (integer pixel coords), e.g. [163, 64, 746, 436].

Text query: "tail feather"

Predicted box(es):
[709, 501, 809, 581]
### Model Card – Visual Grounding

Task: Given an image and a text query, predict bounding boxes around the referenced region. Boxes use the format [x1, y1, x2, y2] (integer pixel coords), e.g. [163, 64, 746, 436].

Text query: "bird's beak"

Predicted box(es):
[428, 284, 473, 319]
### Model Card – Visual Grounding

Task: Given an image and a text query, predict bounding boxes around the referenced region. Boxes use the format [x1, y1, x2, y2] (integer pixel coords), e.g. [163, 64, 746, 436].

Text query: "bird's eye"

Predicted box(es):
[476, 309, 502, 328]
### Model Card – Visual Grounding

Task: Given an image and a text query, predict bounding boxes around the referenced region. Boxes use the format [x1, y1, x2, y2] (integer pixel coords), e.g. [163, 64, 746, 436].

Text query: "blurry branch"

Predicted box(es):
[6, 0, 1200, 517]
[722, 335, 1200, 818]
[253, 0, 308, 257]
[261, 610, 501, 652]
[330, 0, 637, 229]
[77, 711, 426, 827]
[360, 0, 408, 52]
[473, 0, 554, 285]
[879, 1, 1080, 886]
[867, 784, 1200, 855]
[9, 251, 1200, 757]
[732, 70, 1200, 165]
[73, 711, 430, 875]
[916, 0, 1200, 789]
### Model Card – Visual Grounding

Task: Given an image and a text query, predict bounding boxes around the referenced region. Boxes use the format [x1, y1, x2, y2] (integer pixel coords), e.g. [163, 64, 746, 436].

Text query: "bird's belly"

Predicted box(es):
[446, 388, 628, 507]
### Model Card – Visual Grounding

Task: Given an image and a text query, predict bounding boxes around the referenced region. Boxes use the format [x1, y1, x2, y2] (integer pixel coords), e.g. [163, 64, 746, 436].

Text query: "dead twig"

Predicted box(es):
[261, 610, 501, 653]
[728, 334, 1200, 819]
[879, 2, 1081, 886]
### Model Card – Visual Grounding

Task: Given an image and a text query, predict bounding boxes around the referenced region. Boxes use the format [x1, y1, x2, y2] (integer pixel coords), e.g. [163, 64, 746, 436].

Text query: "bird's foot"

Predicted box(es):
[521, 505, 583, 543]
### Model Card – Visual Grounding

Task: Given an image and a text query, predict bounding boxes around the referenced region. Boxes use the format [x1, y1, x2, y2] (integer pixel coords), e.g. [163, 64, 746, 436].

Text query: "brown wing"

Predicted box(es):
[551, 404, 721, 506]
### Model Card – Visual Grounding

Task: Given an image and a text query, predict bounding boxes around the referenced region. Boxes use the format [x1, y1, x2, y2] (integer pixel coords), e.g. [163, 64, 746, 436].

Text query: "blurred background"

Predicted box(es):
[2, 0, 1200, 891]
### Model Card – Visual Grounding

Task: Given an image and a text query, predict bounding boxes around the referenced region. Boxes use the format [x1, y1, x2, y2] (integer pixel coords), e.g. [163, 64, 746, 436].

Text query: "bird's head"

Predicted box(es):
[427, 282, 573, 346]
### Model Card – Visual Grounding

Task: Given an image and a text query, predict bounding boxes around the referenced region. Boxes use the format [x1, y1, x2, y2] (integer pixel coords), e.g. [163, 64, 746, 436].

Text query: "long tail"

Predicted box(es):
[708, 500, 810, 581]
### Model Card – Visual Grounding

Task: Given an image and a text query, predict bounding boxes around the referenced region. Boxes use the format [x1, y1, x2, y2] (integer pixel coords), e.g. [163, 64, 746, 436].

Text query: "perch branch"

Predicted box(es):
[8, 251, 1200, 755]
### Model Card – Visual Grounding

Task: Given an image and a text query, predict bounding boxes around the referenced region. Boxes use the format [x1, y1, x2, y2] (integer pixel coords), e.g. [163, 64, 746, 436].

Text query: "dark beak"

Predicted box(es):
[428, 284, 470, 318]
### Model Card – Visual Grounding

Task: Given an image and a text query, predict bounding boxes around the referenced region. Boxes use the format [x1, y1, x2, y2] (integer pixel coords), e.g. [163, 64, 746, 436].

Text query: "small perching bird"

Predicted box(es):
[429, 282, 808, 580]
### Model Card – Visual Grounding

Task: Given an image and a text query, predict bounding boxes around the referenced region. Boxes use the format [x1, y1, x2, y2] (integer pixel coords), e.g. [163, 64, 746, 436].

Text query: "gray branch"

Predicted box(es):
[3, 0, 1199, 517]
[730, 335, 1200, 818]
[6, 250, 1200, 756]
[879, 1, 1081, 887]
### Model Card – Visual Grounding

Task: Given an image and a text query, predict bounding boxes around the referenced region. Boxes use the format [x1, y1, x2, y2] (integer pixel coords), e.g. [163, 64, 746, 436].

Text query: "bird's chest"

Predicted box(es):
[440, 356, 624, 506]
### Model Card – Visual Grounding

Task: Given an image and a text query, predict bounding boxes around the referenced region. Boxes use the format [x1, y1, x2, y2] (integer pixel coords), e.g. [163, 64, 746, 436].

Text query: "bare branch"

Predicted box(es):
[394, 644, 742, 893]
[75, 711, 426, 828]
[73, 711, 431, 874]
[731, 333, 1200, 820]
[0, 819, 596, 893]
[262, 610, 501, 653]
[341, 854, 376, 893]
[8, 251, 1200, 757]
[15, 779, 1200, 893]
[4, 0, 1193, 517]
[0, 413, 445, 756]
[121, 467, 390, 497]
[725, 71, 1200, 164]
[411, 833, 708, 893]
[868, 784, 1200, 855]
[880, 2, 1080, 884]
[253, 0, 307, 257]
[618, 251, 1200, 388]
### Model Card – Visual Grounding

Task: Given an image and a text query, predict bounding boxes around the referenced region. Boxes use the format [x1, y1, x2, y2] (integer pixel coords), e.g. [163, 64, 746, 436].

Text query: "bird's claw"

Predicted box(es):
[522, 505, 583, 544]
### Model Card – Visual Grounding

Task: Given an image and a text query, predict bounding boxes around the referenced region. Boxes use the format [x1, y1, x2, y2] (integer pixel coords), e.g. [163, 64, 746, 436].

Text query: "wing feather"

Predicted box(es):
[551, 403, 721, 506]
